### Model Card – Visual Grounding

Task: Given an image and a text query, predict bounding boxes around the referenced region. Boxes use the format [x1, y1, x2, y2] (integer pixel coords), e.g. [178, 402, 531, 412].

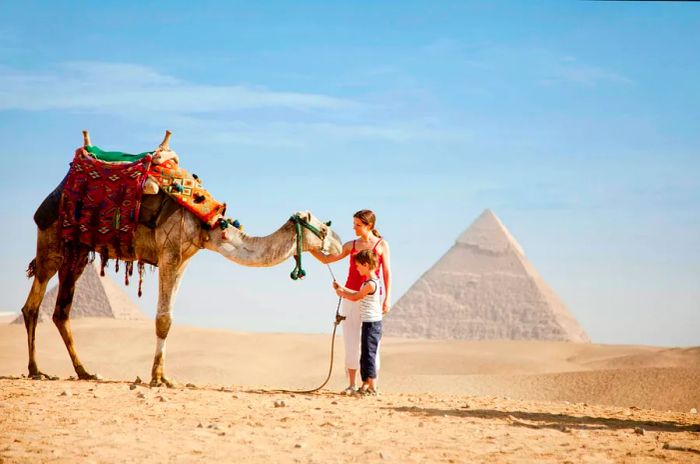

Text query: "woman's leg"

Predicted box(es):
[341, 299, 361, 388]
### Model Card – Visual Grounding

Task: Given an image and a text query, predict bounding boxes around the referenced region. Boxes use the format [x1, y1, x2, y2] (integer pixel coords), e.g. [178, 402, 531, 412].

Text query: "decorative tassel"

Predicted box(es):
[137, 261, 145, 297]
[124, 261, 131, 286]
[99, 248, 108, 276]
[113, 209, 121, 229]
[115, 259, 120, 273]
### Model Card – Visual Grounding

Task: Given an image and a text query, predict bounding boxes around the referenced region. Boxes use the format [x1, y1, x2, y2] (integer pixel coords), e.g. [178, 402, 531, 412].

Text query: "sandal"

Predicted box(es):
[356, 387, 377, 396]
[341, 386, 357, 395]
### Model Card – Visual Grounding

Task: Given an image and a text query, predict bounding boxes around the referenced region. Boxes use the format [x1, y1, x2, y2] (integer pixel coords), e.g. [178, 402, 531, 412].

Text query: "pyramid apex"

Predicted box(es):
[456, 209, 525, 255]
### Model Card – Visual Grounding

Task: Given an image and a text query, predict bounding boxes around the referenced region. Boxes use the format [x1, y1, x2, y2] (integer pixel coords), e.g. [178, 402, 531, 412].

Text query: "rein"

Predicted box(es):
[289, 214, 331, 280]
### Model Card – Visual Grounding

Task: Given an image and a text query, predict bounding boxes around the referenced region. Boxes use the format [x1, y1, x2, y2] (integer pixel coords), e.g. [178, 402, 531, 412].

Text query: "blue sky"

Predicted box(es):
[0, 1, 698, 346]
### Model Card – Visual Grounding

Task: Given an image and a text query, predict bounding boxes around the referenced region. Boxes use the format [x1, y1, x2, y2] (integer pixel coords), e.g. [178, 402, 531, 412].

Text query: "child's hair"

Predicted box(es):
[354, 209, 381, 238]
[355, 249, 378, 270]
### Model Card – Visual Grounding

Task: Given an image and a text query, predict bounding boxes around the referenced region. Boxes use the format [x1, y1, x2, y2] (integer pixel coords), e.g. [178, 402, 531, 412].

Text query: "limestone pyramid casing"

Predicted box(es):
[13, 262, 147, 323]
[384, 210, 589, 342]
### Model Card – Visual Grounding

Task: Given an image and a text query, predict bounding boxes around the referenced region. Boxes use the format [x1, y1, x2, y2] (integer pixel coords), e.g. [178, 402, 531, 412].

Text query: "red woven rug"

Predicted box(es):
[59, 147, 152, 257]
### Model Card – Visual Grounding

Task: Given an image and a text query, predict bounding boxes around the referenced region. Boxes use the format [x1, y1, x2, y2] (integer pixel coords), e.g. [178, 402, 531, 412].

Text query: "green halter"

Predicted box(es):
[289, 214, 331, 280]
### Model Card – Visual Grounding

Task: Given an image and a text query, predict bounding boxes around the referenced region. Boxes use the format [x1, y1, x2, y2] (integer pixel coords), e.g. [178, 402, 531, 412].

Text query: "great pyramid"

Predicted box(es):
[385, 209, 589, 342]
[13, 262, 147, 323]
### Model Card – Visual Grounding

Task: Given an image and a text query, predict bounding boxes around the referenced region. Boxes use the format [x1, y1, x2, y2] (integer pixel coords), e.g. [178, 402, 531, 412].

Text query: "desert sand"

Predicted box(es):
[1, 319, 699, 463]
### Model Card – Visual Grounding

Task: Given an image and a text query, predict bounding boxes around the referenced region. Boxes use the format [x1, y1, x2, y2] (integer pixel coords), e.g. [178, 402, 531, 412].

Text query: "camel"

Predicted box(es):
[20, 131, 342, 387]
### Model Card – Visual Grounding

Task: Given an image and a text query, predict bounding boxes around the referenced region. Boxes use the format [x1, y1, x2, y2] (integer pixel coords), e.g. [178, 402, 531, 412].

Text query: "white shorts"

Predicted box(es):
[341, 298, 380, 371]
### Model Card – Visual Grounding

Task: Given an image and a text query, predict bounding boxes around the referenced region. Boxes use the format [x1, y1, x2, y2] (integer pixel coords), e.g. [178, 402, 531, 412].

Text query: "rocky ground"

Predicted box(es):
[2, 377, 699, 464]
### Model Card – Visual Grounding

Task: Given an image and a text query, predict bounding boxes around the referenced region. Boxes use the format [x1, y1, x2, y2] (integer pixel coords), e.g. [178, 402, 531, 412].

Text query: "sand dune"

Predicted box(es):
[2, 319, 699, 463]
[1, 319, 698, 411]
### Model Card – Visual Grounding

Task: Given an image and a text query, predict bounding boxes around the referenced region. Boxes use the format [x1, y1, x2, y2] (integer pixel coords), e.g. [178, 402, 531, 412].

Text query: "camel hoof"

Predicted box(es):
[150, 377, 177, 388]
[78, 372, 100, 381]
[30, 372, 58, 381]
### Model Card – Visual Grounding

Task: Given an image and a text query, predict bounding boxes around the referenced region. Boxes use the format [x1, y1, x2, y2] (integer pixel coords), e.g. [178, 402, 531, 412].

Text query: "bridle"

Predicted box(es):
[289, 213, 331, 280]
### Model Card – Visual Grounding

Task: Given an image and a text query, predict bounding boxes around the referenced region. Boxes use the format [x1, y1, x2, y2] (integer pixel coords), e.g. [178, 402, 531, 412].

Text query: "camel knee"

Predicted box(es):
[52, 309, 69, 325]
[21, 305, 39, 322]
[155, 313, 172, 339]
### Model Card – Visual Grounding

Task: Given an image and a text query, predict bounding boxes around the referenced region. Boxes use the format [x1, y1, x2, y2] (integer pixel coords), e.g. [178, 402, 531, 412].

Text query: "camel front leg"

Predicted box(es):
[53, 252, 97, 380]
[151, 258, 190, 387]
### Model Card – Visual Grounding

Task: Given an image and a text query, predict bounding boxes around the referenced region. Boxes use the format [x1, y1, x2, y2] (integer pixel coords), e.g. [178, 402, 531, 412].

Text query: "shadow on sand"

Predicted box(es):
[387, 405, 700, 435]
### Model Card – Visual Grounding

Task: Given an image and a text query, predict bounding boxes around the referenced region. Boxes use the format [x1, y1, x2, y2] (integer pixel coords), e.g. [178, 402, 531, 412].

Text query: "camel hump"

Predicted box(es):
[34, 175, 67, 230]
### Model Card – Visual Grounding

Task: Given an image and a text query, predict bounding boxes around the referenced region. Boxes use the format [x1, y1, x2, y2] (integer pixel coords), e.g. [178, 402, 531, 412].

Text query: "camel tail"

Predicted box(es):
[26, 258, 37, 278]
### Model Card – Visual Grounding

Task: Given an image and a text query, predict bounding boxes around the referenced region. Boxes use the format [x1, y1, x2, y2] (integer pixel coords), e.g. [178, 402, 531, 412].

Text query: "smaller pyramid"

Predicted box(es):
[13, 263, 147, 323]
[385, 209, 589, 342]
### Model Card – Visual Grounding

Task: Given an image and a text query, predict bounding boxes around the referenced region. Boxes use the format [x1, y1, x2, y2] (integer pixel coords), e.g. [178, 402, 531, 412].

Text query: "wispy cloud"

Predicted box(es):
[547, 57, 633, 86]
[0, 61, 359, 115]
[0, 61, 473, 147]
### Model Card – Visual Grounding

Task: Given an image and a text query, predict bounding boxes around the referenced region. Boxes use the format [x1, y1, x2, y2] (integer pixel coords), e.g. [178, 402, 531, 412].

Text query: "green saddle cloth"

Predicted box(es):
[86, 145, 152, 163]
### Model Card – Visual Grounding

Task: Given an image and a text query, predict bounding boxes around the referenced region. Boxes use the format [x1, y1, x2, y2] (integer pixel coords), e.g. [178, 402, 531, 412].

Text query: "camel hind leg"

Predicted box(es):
[52, 249, 98, 380]
[22, 257, 60, 379]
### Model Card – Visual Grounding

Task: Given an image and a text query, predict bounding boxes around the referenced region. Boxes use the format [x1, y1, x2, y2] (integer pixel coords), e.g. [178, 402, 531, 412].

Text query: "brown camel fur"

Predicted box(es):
[20, 132, 342, 387]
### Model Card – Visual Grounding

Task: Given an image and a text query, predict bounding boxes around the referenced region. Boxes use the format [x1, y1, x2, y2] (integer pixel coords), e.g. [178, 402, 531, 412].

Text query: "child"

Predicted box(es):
[333, 249, 385, 395]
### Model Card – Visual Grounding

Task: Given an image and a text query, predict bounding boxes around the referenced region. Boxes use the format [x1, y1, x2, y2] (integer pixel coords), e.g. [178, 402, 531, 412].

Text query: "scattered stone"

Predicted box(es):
[460, 404, 470, 409]
[186, 383, 196, 388]
[158, 395, 168, 403]
[136, 392, 146, 399]
[418, 422, 424, 428]
[60, 389, 72, 397]
[68, 376, 76, 381]
[690, 408, 698, 414]
[232, 394, 239, 399]
[331, 401, 338, 405]
[129, 384, 137, 390]
[634, 427, 644, 435]
[557, 425, 570, 433]
[624, 410, 633, 417]
[197, 423, 203, 428]
[274, 400, 286, 408]
[134, 376, 142, 384]
[379, 451, 392, 460]
[294, 443, 305, 449]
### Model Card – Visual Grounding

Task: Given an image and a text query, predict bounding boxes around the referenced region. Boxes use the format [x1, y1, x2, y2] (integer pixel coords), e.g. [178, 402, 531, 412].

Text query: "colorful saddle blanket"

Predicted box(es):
[148, 159, 226, 227]
[59, 146, 227, 258]
[59, 147, 152, 257]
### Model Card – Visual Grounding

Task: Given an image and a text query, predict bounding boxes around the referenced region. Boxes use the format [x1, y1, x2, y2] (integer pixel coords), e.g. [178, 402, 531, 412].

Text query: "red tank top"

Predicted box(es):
[345, 239, 383, 291]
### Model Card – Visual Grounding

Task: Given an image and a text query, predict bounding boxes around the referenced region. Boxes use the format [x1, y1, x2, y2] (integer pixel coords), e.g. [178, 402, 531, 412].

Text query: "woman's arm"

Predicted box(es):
[380, 241, 392, 313]
[310, 240, 352, 264]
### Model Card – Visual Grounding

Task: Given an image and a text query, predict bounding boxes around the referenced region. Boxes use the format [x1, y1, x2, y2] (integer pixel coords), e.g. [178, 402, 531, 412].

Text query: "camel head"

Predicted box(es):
[291, 210, 343, 256]
[202, 210, 342, 267]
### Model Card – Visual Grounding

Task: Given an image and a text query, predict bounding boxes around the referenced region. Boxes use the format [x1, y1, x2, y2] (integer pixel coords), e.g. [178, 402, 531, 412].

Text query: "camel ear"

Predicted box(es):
[324, 221, 332, 227]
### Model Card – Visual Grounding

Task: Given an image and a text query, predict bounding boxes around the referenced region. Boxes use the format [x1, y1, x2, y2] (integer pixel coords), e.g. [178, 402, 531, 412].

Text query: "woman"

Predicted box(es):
[311, 209, 392, 394]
